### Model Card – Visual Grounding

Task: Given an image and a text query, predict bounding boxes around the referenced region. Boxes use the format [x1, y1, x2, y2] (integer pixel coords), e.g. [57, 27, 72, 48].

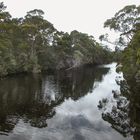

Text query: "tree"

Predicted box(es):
[104, 5, 140, 45]
[103, 4, 140, 81]
[21, 9, 56, 72]
[0, 2, 11, 22]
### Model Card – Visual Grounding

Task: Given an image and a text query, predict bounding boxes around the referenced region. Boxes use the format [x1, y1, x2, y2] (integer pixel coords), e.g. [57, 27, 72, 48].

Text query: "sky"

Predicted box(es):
[3, 0, 140, 44]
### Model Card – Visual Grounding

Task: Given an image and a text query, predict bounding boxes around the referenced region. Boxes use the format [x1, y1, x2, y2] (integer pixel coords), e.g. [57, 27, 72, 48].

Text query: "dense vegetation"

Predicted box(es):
[103, 5, 140, 79]
[0, 2, 113, 77]
[102, 5, 140, 139]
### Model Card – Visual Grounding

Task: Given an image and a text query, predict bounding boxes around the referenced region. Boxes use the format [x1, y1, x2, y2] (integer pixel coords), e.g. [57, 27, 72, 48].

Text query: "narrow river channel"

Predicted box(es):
[0, 63, 135, 140]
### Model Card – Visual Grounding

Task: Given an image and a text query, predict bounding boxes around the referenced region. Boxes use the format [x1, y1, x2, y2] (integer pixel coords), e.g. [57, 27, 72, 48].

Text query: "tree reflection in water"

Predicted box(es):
[98, 74, 140, 140]
[0, 65, 109, 135]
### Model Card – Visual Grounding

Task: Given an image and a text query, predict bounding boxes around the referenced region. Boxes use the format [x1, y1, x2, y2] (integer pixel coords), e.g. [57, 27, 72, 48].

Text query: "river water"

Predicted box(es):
[0, 63, 138, 140]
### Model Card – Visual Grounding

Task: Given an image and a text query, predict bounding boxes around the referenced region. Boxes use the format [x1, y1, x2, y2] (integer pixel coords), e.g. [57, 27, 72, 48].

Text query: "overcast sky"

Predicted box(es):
[3, 0, 140, 41]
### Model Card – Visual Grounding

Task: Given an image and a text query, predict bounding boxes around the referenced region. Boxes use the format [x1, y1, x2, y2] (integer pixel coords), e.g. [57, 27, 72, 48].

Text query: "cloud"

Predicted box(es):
[4, 0, 140, 41]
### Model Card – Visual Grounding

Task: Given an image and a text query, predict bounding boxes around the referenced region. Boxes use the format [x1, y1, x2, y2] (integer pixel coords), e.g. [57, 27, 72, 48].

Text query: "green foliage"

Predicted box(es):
[0, 2, 113, 77]
[121, 30, 140, 79]
[104, 5, 140, 47]
[103, 4, 140, 80]
[104, 5, 140, 33]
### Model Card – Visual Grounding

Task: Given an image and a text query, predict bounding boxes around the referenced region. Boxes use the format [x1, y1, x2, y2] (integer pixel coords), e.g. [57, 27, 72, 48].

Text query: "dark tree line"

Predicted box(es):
[0, 2, 113, 77]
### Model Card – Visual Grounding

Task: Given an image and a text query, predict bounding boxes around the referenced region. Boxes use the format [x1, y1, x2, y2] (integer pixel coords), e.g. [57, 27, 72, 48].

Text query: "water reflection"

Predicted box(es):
[98, 70, 140, 140]
[0, 65, 109, 136]
[1, 63, 139, 140]
[121, 76, 140, 140]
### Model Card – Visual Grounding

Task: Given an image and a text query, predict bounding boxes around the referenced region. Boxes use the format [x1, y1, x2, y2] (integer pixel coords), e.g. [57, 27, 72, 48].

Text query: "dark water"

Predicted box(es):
[0, 63, 139, 140]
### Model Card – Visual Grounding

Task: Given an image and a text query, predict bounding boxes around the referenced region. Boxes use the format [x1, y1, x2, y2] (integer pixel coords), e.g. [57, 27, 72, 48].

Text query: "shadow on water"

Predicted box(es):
[98, 70, 140, 140]
[0, 65, 109, 135]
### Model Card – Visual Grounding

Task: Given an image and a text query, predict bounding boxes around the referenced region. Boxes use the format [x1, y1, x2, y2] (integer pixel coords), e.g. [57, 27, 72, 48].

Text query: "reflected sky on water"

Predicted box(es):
[0, 63, 135, 140]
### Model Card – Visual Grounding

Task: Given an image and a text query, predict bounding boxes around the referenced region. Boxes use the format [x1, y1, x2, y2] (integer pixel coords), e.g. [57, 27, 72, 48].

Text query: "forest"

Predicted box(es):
[0, 1, 140, 140]
[0, 2, 113, 77]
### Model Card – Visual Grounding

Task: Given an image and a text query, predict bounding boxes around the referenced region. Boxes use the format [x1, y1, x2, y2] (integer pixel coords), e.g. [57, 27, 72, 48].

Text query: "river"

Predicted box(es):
[0, 63, 138, 140]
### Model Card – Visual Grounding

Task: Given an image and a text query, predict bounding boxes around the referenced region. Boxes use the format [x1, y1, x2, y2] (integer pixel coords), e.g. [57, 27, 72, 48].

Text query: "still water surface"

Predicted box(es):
[0, 63, 136, 140]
